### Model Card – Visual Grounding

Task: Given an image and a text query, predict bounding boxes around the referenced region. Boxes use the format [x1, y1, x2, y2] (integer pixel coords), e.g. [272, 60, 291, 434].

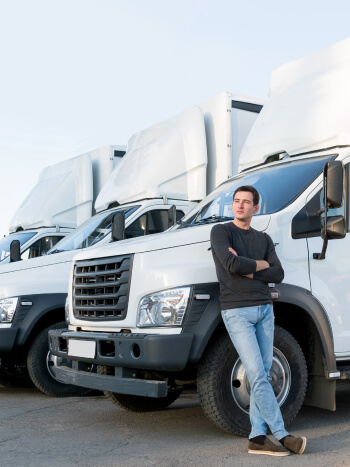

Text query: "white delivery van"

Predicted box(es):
[0, 93, 263, 397]
[0, 145, 126, 264]
[50, 38, 350, 436]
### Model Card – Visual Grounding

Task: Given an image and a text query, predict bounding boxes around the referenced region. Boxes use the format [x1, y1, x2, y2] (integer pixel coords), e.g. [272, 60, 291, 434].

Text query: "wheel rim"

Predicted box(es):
[230, 347, 291, 414]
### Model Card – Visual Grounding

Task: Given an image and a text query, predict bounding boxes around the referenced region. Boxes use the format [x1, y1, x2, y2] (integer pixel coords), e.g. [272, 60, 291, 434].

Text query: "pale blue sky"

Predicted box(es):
[1, 0, 350, 236]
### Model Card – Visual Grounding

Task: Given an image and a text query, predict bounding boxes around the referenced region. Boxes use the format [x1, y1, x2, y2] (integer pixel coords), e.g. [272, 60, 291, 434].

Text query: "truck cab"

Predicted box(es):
[1, 145, 126, 265]
[49, 38, 350, 435]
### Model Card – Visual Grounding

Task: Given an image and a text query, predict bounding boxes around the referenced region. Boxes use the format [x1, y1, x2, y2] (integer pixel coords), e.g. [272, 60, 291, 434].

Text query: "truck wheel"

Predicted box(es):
[197, 325, 308, 436]
[105, 391, 182, 412]
[0, 367, 33, 388]
[27, 322, 91, 397]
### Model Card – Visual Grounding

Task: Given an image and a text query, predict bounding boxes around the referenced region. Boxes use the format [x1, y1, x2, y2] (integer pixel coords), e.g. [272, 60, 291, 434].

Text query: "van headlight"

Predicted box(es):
[0, 297, 19, 323]
[137, 287, 191, 327]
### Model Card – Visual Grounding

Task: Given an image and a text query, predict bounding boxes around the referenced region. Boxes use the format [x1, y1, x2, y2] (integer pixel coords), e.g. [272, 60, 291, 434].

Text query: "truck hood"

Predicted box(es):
[0, 250, 76, 275]
[10, 153, 93, 232]
[73, 216, 271, 262]
[239, 37, 350, 171]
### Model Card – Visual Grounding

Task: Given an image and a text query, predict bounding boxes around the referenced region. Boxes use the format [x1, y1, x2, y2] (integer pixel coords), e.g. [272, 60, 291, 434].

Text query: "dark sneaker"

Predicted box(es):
[283, 435, 307, 454]
[248, 437, 290, 456]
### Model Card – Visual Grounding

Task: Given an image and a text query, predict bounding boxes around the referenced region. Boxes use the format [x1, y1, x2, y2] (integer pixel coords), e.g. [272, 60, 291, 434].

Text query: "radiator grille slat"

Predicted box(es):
[73, 254, 132, 321]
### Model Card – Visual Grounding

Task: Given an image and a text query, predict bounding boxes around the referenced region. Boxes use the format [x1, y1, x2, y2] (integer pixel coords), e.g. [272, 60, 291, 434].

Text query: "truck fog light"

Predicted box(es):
[137, 287, 191, 327]
[0, 297, 19, 323]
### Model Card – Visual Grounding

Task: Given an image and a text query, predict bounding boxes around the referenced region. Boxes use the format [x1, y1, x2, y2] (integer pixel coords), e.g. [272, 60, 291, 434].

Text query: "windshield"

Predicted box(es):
[48, 206, 139, 254]
[0, 231, 37, 262]
[177, 155, 334, 227]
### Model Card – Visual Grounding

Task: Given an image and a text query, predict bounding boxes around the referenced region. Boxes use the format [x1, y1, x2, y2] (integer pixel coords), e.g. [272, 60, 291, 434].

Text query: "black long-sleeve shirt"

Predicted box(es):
[210, 222, 284, 310]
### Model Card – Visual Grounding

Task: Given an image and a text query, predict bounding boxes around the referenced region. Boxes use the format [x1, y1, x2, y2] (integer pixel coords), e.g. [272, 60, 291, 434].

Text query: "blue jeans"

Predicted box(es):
[221, 304, 289, 440]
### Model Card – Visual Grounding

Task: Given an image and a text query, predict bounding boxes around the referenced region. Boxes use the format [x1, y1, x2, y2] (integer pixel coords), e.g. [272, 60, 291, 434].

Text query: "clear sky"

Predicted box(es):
[1, 0, 350, 237]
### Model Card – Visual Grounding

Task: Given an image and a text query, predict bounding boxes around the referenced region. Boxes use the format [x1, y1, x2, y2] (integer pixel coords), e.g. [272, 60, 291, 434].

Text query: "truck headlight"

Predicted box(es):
[0, 297, 19, 323]
[137, 287, 191, 327]
[65, 296, 70, 325]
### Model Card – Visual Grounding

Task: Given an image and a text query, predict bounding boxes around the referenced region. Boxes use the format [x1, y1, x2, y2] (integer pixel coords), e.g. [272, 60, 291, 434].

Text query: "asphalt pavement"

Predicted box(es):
[1, 382, 350, 466]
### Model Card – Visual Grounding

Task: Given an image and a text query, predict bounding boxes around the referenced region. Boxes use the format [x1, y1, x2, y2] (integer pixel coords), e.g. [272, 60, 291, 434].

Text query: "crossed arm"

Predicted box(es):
[228, 247, 269, 279]
[210, 225, 284, 284]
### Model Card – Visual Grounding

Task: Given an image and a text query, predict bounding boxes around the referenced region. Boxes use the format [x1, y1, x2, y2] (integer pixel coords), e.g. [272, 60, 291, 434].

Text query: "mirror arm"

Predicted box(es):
[313, 237, 328, 260]
[314, 168, 329, 260]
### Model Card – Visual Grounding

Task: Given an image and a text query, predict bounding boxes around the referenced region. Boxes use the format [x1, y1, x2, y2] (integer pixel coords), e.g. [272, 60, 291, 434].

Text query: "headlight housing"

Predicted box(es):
[65, 296, 70, 325]
[0, 297, 19, 323]
[137, 287, 191, 327]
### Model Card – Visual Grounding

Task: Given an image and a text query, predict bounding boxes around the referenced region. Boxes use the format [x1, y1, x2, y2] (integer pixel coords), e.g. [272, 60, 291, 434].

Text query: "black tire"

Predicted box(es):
[27, 322, 91, 397]
[0, 367, 34, 388]
[105, 391, 182, 412]
[197, 325, 308, 436]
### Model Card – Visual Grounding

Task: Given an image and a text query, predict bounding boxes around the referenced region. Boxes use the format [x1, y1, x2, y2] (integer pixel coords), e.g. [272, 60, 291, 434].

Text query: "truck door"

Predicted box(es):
[307, 161, 350, 355]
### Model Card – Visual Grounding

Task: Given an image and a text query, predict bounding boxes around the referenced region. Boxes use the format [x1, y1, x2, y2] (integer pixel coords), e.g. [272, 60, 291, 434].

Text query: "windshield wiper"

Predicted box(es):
[176, 219, 192, 227]
[48, 249, 64, 254]
[196, 215, 233, 225]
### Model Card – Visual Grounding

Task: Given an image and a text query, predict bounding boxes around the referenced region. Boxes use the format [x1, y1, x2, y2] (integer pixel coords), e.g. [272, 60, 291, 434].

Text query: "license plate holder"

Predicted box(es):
[68, 339, 96, 359]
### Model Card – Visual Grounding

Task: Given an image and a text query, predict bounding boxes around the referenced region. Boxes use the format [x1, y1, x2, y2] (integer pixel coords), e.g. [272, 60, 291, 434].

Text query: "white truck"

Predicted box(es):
[0, 145, 126, 264]
[50, 38, 350, 436]
[0, 93, 263, 397]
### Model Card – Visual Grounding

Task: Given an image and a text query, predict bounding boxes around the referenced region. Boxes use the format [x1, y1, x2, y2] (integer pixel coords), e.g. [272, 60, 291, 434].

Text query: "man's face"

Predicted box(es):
[232, 191, 259, 222]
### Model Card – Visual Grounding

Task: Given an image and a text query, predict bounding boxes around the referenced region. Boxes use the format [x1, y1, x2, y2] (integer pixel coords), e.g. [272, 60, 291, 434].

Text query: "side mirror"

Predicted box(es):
[314, 160, 345, 260]
[167, 205, 176, 228]
[10, 240, 21, 262]
[111, 212, 125, 242]
[324, 161, 343, 208]
[322, 216, 346, 240]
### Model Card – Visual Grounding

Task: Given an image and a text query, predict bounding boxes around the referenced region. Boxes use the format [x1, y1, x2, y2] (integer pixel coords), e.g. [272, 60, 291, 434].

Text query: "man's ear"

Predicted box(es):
[253, 204, 259, 214]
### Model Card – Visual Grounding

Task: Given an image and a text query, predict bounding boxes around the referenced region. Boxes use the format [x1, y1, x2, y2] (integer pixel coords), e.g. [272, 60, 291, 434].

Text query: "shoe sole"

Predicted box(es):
[296, 437, 307, 454]
[248, 450, 290, 457]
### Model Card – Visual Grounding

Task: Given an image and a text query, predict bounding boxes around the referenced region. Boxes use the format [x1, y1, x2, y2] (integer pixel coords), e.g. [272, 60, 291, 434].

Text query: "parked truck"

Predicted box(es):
[0, 145, 126, 264]
[0, 93, 263, 396]
[49, 38, 350, 436]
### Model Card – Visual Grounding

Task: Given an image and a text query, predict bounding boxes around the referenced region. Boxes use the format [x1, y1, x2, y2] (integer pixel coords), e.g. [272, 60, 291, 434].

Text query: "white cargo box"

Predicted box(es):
[95, 106, 208, 212]
[9, 153, 93, 232]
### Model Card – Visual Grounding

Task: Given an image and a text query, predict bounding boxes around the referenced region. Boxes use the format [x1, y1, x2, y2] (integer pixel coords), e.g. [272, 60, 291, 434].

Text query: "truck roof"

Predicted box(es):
[239, 37, 350, 171]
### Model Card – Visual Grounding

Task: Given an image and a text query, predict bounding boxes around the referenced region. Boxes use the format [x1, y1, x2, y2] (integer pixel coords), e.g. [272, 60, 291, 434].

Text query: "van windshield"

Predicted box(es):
[177, 155, 334, 226]
[0, 232, 37, 262]
[48, 206, 139, 254]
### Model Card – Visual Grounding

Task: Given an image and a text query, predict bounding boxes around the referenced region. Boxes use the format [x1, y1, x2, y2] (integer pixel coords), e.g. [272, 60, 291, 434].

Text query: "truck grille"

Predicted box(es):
[73, 255, 133, 321]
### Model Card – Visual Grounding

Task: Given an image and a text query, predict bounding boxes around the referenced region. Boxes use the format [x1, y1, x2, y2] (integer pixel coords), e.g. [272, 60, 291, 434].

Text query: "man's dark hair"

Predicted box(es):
[233, 185, 260, 206]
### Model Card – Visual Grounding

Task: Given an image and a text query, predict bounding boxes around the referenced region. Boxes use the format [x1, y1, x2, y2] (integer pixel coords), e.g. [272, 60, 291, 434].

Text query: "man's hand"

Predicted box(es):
[228, 247, 237, 256]
[256, 260, 270, 271]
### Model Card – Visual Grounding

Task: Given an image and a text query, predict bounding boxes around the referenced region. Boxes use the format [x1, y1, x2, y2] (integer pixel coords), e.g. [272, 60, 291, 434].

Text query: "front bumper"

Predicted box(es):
[0, 327, 18, 352]
[49, 329, 194, 397]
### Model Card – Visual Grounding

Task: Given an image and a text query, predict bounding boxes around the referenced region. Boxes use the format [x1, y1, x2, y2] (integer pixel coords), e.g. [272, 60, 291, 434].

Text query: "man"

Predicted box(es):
[210, 185, 307, 456]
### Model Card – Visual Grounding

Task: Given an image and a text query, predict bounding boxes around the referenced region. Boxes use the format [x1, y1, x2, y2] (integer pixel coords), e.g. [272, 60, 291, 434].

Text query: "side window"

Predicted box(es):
[125, 210, 185, 239]
[125, 214, 147, 239]
[147, 210, 170, 234]
[21, 236, 65, 260]
[176, 210, 185, 221]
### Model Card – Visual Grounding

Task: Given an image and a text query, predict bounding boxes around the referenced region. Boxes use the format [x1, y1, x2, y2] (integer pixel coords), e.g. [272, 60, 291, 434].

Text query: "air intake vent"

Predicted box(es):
[73, 255, 133, 321]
